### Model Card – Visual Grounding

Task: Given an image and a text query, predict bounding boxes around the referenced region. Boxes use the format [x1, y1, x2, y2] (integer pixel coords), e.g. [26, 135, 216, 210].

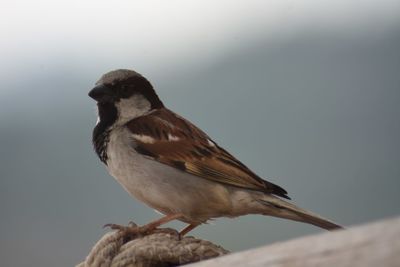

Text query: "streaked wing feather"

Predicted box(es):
[127, 108, 290, 199]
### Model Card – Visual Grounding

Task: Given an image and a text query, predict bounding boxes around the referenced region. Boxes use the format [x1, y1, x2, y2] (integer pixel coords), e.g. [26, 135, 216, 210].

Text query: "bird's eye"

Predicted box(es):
[120, 85, 130, 97]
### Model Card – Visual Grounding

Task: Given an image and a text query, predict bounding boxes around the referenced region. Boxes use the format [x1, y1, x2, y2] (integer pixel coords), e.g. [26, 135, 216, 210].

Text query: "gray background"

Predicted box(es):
[1, 1, 399, 266]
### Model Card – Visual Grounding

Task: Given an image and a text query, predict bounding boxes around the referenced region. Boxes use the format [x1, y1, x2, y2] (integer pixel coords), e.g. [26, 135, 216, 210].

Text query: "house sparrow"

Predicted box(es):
[89, 69, 342, 236]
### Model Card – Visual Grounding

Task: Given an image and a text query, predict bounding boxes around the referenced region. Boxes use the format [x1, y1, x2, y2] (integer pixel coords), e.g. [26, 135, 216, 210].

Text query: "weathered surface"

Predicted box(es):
[76, 229, 228, 267]
[188, 216, 400, 267]
[78, 217, 400, 267]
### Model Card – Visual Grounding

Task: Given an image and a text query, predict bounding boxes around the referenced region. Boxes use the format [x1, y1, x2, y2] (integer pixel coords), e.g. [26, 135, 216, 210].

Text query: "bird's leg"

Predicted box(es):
[140, 213, 184, 233]
[105, 213, 184, 236]
[179, 223, 200, 238]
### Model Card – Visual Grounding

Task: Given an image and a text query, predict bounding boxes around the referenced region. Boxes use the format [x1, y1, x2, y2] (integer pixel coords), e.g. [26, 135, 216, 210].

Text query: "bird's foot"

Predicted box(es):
[103, 221, 178, 239]
[103, 214, 184, 241]
[104, 222, 147, 236]
[103, 220, 138, 230]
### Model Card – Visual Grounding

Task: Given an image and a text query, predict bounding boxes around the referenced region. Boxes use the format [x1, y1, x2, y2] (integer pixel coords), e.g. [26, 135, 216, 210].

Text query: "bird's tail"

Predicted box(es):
[258, 195, 343, 230]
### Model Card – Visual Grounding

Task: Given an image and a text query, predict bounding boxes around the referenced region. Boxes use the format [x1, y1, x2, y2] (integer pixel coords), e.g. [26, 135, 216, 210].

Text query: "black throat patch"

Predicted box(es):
[92, 102, 118, 164]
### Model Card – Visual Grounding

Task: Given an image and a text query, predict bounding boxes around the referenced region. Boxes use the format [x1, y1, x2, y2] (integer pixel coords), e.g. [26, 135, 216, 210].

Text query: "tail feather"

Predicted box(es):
[258, 196, 343, 231]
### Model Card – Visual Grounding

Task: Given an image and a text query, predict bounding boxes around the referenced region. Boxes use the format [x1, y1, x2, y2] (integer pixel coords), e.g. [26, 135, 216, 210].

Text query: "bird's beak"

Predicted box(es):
[88, 84, 113, 102]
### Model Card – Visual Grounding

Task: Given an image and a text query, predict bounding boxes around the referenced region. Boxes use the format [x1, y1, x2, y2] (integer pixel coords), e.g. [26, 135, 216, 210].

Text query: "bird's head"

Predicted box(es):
[89, 69, 164, 125]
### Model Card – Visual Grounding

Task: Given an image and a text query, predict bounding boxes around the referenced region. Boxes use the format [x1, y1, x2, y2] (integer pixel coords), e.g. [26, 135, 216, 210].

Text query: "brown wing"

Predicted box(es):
[127, 108, 290, 199]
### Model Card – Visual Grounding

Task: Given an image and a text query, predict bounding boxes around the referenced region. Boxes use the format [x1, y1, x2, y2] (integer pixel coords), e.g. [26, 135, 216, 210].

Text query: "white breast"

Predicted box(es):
[105, 126, 237, 223]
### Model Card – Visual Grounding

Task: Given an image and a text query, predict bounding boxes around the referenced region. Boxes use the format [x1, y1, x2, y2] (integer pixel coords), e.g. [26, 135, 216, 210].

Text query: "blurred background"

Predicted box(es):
[1, 0, 399, 266]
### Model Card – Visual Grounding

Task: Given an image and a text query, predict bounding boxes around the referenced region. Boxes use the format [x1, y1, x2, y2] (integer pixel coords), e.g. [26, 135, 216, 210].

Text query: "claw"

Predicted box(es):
[102, 214, 184, 238]
[102, 222, 154, 237]
[103, 223, 113, 229]
[128, 221, 138, 228]
[103, 223, 127, 230]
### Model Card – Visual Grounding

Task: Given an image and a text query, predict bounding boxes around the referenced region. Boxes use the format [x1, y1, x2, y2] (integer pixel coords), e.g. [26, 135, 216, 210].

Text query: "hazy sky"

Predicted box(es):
[1, 1, 399, 267]
[1, 0, 399, 83]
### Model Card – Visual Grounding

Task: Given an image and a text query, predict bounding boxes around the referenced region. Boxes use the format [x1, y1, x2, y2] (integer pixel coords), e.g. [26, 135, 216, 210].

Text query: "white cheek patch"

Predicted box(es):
[132, 134, 156, 144]
[115, 95, 151, 125]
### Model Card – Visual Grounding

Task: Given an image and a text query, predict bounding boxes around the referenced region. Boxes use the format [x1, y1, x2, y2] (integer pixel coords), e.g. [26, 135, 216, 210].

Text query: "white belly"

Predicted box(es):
[105, 127, 234, 223]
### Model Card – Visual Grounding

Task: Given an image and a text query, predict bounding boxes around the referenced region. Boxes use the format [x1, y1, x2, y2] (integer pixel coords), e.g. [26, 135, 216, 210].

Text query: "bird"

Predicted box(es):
[88, 69, 343, 236]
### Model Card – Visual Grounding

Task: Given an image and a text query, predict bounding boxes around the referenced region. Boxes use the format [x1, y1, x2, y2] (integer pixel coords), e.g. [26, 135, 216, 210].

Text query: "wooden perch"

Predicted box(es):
[188, 216, 400, 267]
